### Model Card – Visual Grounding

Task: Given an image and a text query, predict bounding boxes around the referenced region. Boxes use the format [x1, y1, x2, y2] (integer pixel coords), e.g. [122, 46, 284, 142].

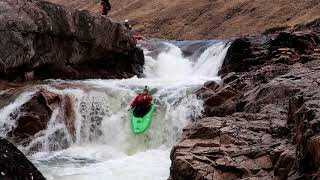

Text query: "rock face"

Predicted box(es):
[0, 0, 144, 81]
[0, 137, 46, 180]
[170, 30, 320, 179]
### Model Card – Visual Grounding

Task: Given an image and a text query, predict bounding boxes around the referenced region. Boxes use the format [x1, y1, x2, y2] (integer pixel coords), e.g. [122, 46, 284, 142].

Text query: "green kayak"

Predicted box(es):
[130, 100, 155, 134]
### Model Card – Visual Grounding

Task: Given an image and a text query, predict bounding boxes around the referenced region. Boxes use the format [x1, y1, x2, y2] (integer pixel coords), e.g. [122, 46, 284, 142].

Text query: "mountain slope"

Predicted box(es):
[47, 0, 320, 39]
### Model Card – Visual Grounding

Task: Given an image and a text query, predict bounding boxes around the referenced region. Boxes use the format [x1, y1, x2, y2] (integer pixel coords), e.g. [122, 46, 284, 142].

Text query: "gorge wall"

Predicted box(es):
[170, 24, 320, 179]
[1, 1, 320, 180]
[0, 0, 144, 81]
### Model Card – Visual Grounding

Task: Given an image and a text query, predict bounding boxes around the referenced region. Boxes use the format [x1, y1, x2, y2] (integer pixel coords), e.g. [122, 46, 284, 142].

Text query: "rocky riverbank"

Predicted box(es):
[0, 0, 144, 82]
[170, 25, 320, 179]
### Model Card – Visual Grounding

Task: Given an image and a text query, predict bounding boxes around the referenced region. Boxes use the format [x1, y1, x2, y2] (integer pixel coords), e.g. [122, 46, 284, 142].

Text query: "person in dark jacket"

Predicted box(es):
[100, 0, 111, 16]
[124, 19, 132, 30]
[123, 19, 145, 43]
[128, 86, 153, 117]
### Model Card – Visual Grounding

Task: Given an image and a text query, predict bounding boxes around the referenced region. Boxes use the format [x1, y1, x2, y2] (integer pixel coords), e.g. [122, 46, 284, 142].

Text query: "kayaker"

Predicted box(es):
[128, 86, 153, 117]
[100, 0, 111, 16]
[133, 35, 144, 43]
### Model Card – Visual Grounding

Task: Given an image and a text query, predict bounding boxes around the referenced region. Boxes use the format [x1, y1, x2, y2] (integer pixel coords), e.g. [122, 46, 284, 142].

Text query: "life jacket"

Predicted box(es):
[133, 35, 144, 43]
[131, 94, 152, 109]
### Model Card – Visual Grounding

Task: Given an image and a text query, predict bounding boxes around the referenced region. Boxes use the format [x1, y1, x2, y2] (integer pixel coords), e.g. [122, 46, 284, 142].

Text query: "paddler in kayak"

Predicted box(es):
[128, 86, 153, 117]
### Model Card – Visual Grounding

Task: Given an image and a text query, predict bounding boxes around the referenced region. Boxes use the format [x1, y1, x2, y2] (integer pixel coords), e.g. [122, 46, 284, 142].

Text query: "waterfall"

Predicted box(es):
[0, 40, 230, 180]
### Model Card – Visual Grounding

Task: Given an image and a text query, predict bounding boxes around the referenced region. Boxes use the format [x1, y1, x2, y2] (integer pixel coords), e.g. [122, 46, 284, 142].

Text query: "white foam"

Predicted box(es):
[144, 43, 193, 79]
[193, 42, 230, 77]
[35, 148, 170, 180]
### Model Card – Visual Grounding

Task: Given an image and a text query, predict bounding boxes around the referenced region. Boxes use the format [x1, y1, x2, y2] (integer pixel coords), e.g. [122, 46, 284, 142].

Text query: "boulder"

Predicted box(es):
[0, 137, 46, 180]
[219, 31, 320, 75]
[0, 0, 144, 81]
[170, 116, 284, 180]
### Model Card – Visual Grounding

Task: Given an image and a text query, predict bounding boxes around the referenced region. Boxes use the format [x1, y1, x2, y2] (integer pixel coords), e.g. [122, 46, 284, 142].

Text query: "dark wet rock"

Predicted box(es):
[288, 85, 320, 177]
[171, 117, 286, 180]
[196, 81, 221, 100]
[270, 31, 320, 54]
[222, 72, 240, 84]
[0, 137, 46, 180]
[220, 31, 320, 75]
[0, 0, 144, 81]
[170, 29, 320, 180]
[294, 18, 320, 37]
[222, 38, 252, 73]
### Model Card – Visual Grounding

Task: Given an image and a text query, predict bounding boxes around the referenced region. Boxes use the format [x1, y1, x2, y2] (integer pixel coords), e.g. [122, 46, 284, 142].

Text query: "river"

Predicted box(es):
[0, 40, 230, 180]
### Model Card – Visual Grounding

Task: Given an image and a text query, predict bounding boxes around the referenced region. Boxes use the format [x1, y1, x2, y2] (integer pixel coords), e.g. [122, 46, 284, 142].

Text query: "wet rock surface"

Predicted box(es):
[0, 137, 46, 180]
[0, 0, 144, 81]
[170, 29, 320, 179]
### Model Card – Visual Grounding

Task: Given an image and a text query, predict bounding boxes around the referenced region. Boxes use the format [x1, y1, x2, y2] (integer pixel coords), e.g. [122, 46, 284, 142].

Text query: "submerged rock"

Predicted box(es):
[0, 0, 144, 81]
[170, 29, 320, 179]
[0, 137, 46, 180]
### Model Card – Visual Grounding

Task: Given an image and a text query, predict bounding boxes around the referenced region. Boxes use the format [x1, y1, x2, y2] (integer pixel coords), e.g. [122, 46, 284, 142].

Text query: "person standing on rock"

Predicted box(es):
[100, 0, 111, 16]
[124, 19, 133, 30]
[123, 19, 145, 43]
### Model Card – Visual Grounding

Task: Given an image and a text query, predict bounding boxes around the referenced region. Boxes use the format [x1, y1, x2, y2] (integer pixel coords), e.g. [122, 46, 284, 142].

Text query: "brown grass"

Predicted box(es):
[47, 0, 320, 40]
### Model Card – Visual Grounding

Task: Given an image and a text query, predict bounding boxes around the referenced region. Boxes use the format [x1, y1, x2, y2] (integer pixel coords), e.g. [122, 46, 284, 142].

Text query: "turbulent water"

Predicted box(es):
[0, 40, 230, 180]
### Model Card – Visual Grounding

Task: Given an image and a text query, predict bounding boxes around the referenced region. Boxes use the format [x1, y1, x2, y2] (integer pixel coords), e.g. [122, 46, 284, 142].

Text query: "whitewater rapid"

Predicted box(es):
[0, 40, 230, 180]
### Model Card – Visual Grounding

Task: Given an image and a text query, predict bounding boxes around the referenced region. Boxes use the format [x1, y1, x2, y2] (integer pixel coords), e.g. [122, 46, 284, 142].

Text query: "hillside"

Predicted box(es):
[47, 0, 320, 39]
